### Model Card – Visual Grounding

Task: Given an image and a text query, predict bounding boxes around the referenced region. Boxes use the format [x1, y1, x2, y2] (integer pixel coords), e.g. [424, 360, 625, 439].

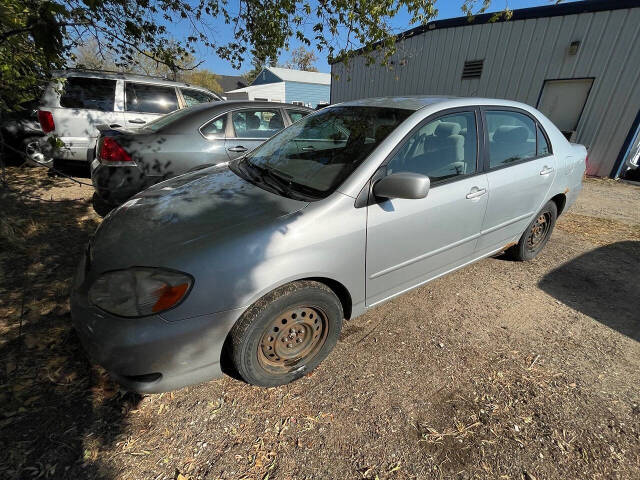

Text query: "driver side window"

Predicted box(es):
[386, 111, 477, 183]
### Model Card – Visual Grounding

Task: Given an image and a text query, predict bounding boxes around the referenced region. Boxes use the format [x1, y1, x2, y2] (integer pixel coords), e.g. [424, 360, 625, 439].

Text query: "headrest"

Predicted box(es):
[434, 122, 461, 137]
[247, 114, 261, 129]
[269, 115, 284, 129]
[493, 125, 530, 143]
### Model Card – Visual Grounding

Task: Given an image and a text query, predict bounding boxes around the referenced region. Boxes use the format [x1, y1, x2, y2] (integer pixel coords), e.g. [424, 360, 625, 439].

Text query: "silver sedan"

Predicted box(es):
[90, 101, 312, 212]
[71, 96, 586, 393]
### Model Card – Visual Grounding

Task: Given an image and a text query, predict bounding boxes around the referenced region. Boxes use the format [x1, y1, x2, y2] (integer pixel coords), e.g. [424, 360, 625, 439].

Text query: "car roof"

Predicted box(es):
[182, 100, 314, 113]
[336, 96, 457, 110]
[335, 96, 533, 111]
[52, 69, 216, 92]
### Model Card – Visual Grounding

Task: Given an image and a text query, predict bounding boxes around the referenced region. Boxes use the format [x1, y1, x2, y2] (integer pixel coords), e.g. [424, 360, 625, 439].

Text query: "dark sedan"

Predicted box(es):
[91, 101, 312, 213]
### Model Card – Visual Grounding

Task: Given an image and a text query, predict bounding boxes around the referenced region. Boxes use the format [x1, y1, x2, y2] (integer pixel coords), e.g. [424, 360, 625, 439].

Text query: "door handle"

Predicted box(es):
[228, 146, 248, 153]
[466, 187, 487, 199]
[301, 146, 315, 151]
[129, 119, 146, 124]
[109, 123, 122, 128]
[540, 166, 554, 175]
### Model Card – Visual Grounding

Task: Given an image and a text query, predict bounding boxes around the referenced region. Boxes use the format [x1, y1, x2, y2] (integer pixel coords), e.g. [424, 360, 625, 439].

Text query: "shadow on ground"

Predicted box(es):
[539, 240, 640, 341]
[0, 168, 137, 479]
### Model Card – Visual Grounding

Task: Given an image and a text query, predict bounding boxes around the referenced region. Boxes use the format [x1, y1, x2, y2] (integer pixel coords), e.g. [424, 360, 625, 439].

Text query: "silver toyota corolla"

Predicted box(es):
[71, 96, 587, 393]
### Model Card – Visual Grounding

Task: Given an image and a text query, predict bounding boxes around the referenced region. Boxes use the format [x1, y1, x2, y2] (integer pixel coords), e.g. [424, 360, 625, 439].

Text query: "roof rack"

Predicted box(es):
[61, 68, 173, 81]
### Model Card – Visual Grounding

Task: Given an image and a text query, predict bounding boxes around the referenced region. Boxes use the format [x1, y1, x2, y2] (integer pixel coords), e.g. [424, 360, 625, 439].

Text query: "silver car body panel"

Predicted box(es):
[71, 96, 586, 393]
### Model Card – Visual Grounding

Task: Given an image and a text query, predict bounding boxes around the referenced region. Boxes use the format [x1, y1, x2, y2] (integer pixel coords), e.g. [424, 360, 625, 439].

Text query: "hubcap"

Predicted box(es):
[527, 213, 551, 251]
[258, 306, 328, 372]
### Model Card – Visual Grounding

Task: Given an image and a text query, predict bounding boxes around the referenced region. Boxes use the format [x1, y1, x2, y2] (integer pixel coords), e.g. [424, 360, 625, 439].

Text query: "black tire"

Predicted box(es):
[507, 200, 557, 261]
[92, 192, 114, 217]
[229, 281, 343, 387]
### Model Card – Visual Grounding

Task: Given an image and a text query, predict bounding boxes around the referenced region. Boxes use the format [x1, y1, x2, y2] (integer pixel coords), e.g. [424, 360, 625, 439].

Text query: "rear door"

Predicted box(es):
[225, 108, 286, 160]
[476, 108, 556, 253]
[123, 82, 180, 128]
[52, 76, 123, 161]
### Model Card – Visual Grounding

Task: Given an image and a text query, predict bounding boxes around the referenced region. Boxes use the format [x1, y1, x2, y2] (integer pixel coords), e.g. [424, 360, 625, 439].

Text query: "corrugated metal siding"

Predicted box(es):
[284, 82, 330, 108]
[331, 7, 640, 176]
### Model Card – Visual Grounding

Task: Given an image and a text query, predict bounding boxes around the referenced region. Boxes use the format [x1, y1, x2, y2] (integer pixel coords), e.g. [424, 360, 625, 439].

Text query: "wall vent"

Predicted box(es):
[462, 60, 484, 79]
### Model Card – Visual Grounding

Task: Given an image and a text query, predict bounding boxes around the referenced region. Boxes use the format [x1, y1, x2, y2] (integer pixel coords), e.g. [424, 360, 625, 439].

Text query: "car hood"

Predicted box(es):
[91, 164, 309, 267]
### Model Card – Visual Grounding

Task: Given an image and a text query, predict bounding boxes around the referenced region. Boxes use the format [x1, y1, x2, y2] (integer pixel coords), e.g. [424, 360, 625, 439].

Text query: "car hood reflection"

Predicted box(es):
[92, 164, 309, 262]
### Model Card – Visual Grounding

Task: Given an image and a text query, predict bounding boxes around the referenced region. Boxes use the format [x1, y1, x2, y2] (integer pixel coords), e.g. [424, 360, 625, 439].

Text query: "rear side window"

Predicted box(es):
[287, 109, 310, 123]
[232, 109, 283, 138]
[201, 115, 227, 138]
[537, 125, 551, 156]
[60, 77, 116, 111]
[486, 110, 536, 169]
[125, 83, 179, 114]
[182, 88, 216, 107]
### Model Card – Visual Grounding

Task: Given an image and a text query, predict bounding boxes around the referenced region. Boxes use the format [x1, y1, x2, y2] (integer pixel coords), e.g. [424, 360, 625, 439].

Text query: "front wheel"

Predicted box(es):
[228, 281, 343, 387]
[507, 200, 557, 261]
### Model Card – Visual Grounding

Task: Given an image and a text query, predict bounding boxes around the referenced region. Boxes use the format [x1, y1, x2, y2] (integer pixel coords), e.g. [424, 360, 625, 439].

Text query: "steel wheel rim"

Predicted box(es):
[25, 141, 44, 163]
[527, 212, 551, 251]
[258, 306, 328, 373]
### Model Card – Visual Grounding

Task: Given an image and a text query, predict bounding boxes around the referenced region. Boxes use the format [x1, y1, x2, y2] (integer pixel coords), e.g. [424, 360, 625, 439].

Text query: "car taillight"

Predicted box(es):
[99, 137, 132, 163]
[38, 110, 55, 133]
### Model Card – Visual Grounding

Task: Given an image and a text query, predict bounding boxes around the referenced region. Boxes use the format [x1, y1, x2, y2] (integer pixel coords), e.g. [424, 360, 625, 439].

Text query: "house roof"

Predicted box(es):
[262, 67, 331, 85]
[216, 75, 247, 93]
[331, 0, 640, 63]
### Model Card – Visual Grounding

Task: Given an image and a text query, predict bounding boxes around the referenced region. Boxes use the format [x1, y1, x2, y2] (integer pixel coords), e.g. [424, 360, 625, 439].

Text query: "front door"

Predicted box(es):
[476, 109, 556, 253]
[366, 110, 488, 306]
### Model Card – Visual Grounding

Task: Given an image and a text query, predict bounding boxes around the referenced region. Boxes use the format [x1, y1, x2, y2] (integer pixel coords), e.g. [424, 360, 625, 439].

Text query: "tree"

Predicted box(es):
[181, 69, 223, 94]
[283, 46, 318, 72]
[1, 0, 501, 113]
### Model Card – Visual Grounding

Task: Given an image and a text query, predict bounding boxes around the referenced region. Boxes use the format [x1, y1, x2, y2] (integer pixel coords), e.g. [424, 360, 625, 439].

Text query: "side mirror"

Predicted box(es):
[373, 172, 430, 200]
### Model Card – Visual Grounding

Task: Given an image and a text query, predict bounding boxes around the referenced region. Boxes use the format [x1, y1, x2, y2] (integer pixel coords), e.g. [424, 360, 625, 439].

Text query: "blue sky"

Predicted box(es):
[171, 0, 576, 76]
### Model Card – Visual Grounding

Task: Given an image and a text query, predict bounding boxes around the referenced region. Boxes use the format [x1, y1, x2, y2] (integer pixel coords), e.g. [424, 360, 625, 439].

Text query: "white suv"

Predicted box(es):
[38, 70, 221, 163]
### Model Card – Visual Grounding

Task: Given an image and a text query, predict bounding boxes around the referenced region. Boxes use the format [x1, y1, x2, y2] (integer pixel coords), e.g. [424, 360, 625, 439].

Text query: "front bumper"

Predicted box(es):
[70, 252, 244, 393]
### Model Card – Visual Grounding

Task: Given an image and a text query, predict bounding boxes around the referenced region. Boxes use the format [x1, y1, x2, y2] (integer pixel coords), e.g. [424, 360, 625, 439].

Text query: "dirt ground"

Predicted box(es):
[1, 166, 639, 480]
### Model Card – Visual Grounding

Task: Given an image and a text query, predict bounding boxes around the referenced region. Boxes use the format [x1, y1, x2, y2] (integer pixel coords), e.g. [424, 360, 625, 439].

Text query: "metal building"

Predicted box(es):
[330, 0, 640, 177]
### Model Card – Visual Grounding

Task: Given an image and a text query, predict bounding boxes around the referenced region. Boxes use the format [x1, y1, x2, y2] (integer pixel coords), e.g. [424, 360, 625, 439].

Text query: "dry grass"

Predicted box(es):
[1, 168, 639, 480]
[557, 213, 640, 246]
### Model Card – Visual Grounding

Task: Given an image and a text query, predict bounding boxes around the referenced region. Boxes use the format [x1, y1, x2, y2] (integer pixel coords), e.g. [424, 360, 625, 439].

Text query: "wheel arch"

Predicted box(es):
[303, 276, 353, 320]
[549, 192, 567, 217]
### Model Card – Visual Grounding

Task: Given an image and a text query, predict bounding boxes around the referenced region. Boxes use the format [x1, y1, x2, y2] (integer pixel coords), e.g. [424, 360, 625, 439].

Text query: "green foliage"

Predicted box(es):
[0, 0, 497, 113]
[181, 69, 223, 94]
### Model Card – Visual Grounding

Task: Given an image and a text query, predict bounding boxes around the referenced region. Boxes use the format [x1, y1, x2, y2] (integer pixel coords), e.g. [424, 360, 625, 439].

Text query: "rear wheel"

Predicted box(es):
[229, 281, 343, 387]
[507, 201, 557, 261]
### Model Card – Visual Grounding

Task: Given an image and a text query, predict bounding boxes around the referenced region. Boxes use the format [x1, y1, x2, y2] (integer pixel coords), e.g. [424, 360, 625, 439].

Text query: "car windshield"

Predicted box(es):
[142, 107, 195, 132]
[233, 106, 412, 200]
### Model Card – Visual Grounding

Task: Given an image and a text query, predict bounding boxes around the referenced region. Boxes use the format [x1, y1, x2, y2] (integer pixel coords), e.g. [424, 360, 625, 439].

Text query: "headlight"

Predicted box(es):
[88, 268, 193, 317]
